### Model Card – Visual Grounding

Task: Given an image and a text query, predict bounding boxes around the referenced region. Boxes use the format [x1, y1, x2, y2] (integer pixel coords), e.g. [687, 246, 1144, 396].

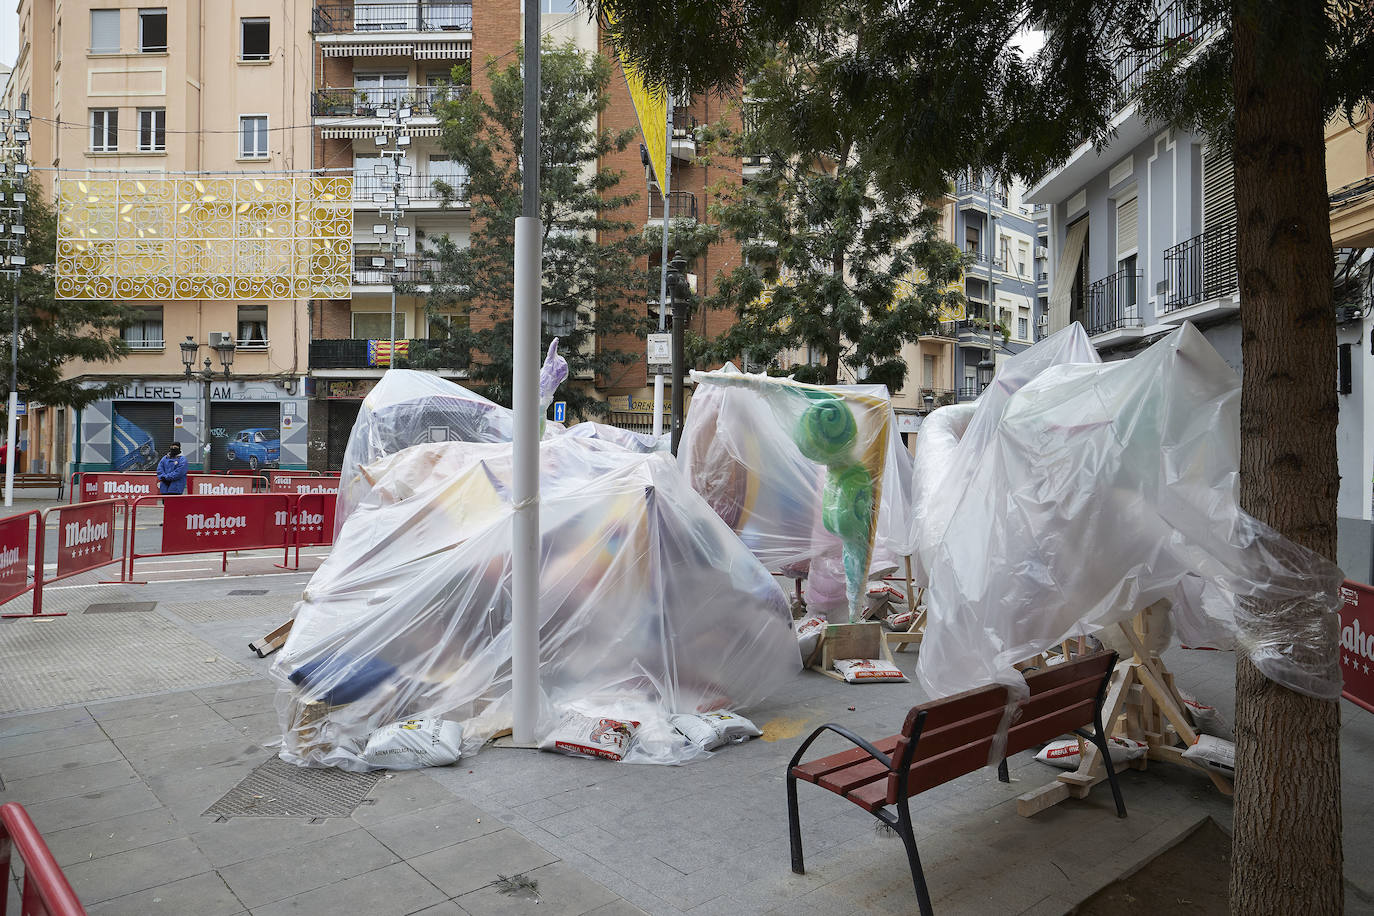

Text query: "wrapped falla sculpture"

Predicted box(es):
[678, 370, 900, 621]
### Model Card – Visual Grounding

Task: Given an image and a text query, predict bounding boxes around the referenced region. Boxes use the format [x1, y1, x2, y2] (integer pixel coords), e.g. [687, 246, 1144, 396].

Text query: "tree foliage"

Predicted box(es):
[698, 11, 964, 390]
[0, 178, 128, 413]
[413, 39, 650, 413]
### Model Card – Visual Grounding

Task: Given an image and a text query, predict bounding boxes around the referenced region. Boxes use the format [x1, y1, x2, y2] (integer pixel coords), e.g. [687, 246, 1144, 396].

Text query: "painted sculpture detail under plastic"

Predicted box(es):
[678, 371, 905, 620]
[273, 435, 797, 770]
[333, 342, 567, 538]
[912, 323, 1343, 703]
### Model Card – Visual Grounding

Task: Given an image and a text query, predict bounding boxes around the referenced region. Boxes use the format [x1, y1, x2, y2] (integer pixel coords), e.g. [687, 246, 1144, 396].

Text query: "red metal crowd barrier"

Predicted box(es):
[185, 473, 261, 496]
[281, 491, 339, 568]
[269, 475, 340, 496]
[0, 511, 42, 619]
[72, 469, 321, 502]
[0, 802, 88, 916]
[125, 493, 293, 581]
[28, 500, 130, 617]
[72, 472, 159, 503]
[1341, 580, 1374, 715]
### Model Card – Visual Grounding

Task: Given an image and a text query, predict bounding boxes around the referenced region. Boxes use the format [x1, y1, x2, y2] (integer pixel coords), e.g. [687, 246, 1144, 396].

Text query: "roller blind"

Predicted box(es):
[1049, 219, 1089, 333]
[1116, 197, 1138, 258]
[90, 9, 120, 52]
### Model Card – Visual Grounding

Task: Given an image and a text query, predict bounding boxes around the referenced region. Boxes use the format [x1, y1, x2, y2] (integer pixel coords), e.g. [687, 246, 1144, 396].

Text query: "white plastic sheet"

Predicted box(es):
[678, 371, 901, 620]
[562, 422, 669, 453]
[914, 322, 1343, 702]
[274, 436, 798, 770]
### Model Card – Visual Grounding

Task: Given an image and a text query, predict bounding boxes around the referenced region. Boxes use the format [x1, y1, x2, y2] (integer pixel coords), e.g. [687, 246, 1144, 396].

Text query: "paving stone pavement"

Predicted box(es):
[2, 572, 1373, 915]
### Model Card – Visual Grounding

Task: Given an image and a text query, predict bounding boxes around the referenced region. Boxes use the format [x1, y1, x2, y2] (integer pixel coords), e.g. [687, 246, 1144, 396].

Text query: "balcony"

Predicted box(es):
[1162, 221, 1238, 319]
[917, 387, 956, 410]
[352, 255, 443, 287]
[955, 178, 1007, 208]
[964, 243, 993, 269]
[313, 3, 472, 34]
[953, 319, 1004, 349]
[671, 109, 697, 160]
[312, 85, 460, 118]
[1086, 268, 1145, 338]
[647, 190, 698, 223]
[351, 172, 469, 207]
[956, 385, 981, 402]
[309, 337, 463, 370]
[1113, 0, 1215, 102]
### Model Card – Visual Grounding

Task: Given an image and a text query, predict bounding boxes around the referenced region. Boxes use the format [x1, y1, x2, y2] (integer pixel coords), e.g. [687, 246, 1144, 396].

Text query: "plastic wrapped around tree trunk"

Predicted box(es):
[678, 370, 901, 620]
[913, 322, 1343, 703]
[273, 436, 798, 770]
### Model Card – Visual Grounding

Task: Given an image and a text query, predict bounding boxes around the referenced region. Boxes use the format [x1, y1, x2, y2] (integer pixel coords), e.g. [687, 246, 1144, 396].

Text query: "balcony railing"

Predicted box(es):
[352, 255, 443, 285]
[648, 190, 698, 221]
[955, 178, 1008, 207]
[1162, 220, 1237, 312]
[352, 172, 469, 204]
[310, 337, 464, 369]
[671, 109, 698, 139]
[312, 85, 461, 118]
[1113, 0, 1215, 101]
[312, 2, 472, 34]
[1086, 268, 1144, 335]
[918, 387, 956, 409]
[964, 242, 992, 267]
[956, 385, 981, 402]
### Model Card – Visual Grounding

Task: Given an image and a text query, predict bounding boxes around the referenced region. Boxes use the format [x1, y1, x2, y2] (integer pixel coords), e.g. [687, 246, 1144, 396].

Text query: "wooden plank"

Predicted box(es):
[249, 618, 293, 658]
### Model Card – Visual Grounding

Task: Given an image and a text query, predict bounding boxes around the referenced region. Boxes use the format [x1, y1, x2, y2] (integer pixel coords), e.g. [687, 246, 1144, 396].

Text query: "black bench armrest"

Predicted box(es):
[788, 723, 894, 772]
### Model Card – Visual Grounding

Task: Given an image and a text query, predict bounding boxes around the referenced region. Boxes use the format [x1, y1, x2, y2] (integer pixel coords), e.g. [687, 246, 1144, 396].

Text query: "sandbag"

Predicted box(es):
[360, 718, 463, 769]
[832, 658, 907, 683]
[670, 712, 763, 751]
[540, 712, 639, 761]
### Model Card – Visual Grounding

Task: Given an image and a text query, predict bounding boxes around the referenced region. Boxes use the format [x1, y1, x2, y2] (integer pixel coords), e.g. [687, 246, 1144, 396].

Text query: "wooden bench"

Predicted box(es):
[11, 473, 64, 497]
[785, 651, 1124, 916]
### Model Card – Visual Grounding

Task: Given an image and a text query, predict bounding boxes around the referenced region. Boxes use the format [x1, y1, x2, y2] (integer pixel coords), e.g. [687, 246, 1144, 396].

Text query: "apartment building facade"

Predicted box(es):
[9, 0, 316, 474]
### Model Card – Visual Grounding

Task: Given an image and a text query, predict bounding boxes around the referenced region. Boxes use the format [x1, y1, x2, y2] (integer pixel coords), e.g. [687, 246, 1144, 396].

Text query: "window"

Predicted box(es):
[428, 1, 472, 28]
[239, 115, 268, 159]
[352, 312, 405, 339]
[237, 305, 268, 348]
[90, 109, 118, 152]
[1018, 316, 1029, 340]
[542, 0, 577, 11]
[427, 154, 469, 197]
[240, 17, 269, 60]
[137, 108, 165, 151]
[138, 8, 167, 52]
[922, 355, 935, 389]
[123, 307, 164, 349]
[427, 311, 469, 339]
[353, 72, 408, 110]
[90, 9, 119, 53]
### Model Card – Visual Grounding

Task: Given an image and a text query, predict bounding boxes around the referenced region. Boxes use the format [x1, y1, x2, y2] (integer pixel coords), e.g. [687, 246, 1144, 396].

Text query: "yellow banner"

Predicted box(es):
[55, 176, 353, 300]
[605, 10, 667, 187]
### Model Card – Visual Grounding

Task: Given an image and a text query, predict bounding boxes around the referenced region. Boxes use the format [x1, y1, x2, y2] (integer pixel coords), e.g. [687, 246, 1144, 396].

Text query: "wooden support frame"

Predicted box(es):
[1016, 607, 1232, 817]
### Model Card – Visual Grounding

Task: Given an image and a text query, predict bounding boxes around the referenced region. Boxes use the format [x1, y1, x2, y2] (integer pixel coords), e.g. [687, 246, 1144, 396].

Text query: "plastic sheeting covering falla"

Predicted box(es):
[678, 370, 912, 619]
[912, 322, 1344, 703]
[333, 341, 570, 539]
[272, 435, 798, 770]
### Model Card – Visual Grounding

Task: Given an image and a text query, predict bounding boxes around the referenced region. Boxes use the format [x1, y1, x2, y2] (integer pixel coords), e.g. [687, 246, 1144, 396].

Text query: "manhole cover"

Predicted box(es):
[85, 602, 158, 614]
[204, 757, 381, 820]
[228, 589, 269, 596]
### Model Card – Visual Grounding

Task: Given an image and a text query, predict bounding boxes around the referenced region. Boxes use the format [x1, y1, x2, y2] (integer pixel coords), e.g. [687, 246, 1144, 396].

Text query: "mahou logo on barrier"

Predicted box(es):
[161, 496, 286, 554]
[56, 502, 116, 577]
[288, 493, 337, 546]
[1341, 582, 1374, 714]
[0, 514, 30, 601]
[81, 474, 156, 501]
[188, 475, 255, 496]
[269, 475, 340, 495]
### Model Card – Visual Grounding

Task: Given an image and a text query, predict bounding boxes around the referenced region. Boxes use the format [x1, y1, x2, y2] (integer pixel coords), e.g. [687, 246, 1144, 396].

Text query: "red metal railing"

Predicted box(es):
[29, 500, 130, 616]
[0, 802, 88, 916]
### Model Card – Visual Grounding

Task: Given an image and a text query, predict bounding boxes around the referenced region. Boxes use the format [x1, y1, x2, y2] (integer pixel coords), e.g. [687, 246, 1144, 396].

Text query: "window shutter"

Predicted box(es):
[90, 9, 119, 52]
[1202, 147, 1237, 297]
[1116, 197, 1138, 258]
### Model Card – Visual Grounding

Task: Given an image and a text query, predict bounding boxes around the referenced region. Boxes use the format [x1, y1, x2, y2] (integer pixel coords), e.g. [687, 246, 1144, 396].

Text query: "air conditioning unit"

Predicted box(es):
[208, 331, 235, 348]
[1035, 246, 1048, 259]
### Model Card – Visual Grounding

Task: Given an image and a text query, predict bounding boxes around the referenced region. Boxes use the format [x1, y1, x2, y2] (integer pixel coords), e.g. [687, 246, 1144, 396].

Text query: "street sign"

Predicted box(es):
[647, 333, 671, 375]
[14, 401, 25, 417]
[552, 401, 566, 423]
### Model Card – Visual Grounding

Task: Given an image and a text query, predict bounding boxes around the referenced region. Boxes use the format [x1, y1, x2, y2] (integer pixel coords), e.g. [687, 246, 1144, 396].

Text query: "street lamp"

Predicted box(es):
[666, 250, 693, 456]
[977, 356, 995, 392]
[180, 337, 236, 470]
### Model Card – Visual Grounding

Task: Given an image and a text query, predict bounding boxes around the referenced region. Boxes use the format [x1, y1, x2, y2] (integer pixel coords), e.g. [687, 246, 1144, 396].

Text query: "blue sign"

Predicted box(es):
[552, 401, 566, 423]
[14, 401, 25, 417]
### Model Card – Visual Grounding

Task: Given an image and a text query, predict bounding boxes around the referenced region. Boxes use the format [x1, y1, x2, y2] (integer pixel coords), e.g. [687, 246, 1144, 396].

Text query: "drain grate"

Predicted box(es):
[228, 589, 269, 596]
[84, 602, 158, 614]
[204, 756, 381, 820]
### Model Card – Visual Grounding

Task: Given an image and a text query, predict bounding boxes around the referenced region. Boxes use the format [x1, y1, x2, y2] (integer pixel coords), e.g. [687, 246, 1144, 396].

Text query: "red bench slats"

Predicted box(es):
[818, 757, 890, 794]
[792, 735, 901, 783]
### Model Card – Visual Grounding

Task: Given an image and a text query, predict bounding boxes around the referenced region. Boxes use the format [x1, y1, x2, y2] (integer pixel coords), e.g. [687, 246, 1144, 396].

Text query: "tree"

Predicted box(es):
[599, 0, 1372, 909]
[698, 14, 965, 390]
[412, 39, 651, 416]
[0, 178, 128, 416]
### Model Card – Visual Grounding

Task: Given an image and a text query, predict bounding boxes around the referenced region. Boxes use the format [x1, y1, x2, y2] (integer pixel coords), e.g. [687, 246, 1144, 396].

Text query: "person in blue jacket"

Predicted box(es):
[156, 442, 188, 495]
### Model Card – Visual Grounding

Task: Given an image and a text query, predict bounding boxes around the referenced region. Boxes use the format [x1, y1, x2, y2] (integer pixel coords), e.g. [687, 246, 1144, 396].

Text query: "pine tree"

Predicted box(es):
[699, 19, 965, 389]
[0, 178, 128, 415]
[411, 39, 651, 415]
